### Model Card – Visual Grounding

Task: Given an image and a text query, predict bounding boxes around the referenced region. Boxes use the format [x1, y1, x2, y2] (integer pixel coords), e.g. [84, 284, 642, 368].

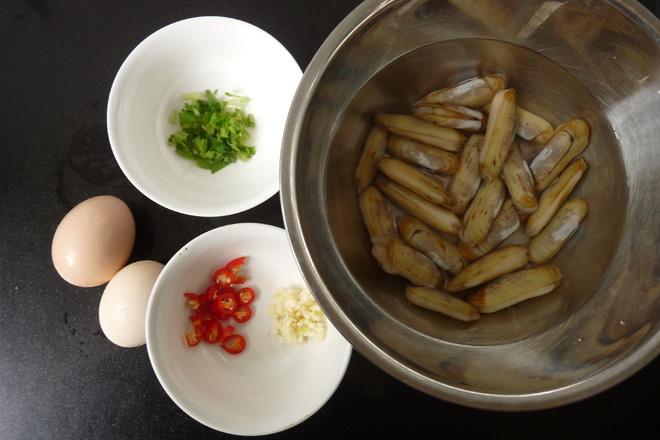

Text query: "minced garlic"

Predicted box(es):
[269, 287, 327, 344]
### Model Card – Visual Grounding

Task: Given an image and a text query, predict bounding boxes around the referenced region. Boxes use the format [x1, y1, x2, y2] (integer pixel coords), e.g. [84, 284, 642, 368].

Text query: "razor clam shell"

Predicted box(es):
[468, 265, 563, 313]
[399, 216, 467, 275]
[530, 119, 590, 191]
[529, 198, 588, 264]
[502, 139, 538, 216]
[479, 88, 517, 179]
[447, 134, 484, 214]
[376, 113, 466, 152]
[359, 185, 399, 245]
[446, 244, 530, 292]
[375, 175, 463, 236]
[387, 134, 459, 174]
[415, 75, 506, 108]
[459, 199, 520, 260]
[406, 285, 480, 322]
[526, 157, 588, 237]
[460, 177, 506, 244]
[386, 238, 444, 288]
[515, 106, 554, 143]
[355, 125, 389, 193]
[377, 156, 453, 206]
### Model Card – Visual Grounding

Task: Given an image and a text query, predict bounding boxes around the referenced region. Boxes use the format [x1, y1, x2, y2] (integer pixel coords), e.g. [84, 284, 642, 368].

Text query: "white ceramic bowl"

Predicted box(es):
[146, 223, 352, 435]
[107, 17, 302, 216]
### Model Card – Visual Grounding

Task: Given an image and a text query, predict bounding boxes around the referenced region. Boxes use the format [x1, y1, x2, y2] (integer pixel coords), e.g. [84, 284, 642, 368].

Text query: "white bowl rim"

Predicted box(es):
[107, 16, 302, 217]
[145, 222, 352, 435]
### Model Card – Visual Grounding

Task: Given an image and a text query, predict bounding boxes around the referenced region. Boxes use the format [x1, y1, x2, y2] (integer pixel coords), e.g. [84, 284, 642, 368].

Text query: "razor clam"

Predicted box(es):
[371, 243, 394, 273]
[375, 113, 466, 152]
[398, 216, 467, 275]
[355, 125, 389, 193]
[460, 177, 506, 244]
[459, 199, 520, 261]
[375, 175, 463, 236]
[359, 185, 399, 246]
[483, 103, 554, 144]
[415, 74, 506, 108]
[526, 158, 588, 237]
[447, 134, 484, 214]
[502, 139, 538, 216]
[529, 119, 590, 191]
[387, 134, 459, 174]
[406, 285, 480, 322]
[529, 198, 588, 264]
[386, 238, 444, 288]
[468, 265, 563, 313]
[516, 106, 554, 143]
[479, 88, 517, 179]
[446, 244, 529, 292]
[412, 102, 486, 131]
[377, 156, 454, 206]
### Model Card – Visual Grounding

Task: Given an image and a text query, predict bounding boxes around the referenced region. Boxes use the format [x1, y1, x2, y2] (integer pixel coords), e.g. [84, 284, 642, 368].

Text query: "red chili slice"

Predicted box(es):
[189, 313, 202, 330]
[214, 289, 238, 315]
[206, 284, 220, 303]
[213, 257, 247, 286]
[185, 331, 201, 347]
[200, 309, 215, 325]
[213, 267, 234, 287]
[232, 304, 252, 323]
[219, 324, 235, 342]
[237, 287, 255, 305]
[198, 294, 210, 309]
[225, 256, 246, 271]
[202, 319, 223, 344]
[233, 275, 247, 285]
[221, 334, 246, 354]
[183, 293, 200, 310]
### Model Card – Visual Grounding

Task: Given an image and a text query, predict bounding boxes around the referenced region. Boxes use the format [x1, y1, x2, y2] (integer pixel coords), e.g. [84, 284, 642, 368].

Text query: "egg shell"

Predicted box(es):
[99, 260, 164, 348]
[51, 195, 136, 287]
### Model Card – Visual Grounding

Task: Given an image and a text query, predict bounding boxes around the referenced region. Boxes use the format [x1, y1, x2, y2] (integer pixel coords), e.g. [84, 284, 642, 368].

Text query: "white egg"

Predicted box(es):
[99, 260, 164, 348]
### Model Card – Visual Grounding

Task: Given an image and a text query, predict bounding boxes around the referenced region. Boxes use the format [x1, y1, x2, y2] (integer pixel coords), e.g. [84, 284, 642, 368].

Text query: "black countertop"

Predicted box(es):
[1, 1, 658, 439]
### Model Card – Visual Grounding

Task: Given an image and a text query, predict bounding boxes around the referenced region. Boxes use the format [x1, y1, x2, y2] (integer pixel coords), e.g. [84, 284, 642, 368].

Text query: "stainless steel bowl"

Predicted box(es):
[281, 0, 659, 410]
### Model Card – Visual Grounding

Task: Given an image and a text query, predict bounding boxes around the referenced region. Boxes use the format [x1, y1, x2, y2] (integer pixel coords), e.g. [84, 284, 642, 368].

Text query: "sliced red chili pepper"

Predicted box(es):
[219, 324, 235, 342]
[202, 319, 223, 344]
[225, 256, 246, 271]
[221, 334, 246, 354]
[237, 287, 255, 305]
[213, 257, 247, 286]
[189, 313, 202, 330]
[214, 289, 238, 315]
[228, 257, 247, 284]
[200, 309, 215, 325]
[198, 294, 210, 309]
[185, 331, 201, 347]
[213, 267, 234, 287]
[232, 304, 252, 323]
[183, 293, 200, 310]
[206, 284, 220, 303]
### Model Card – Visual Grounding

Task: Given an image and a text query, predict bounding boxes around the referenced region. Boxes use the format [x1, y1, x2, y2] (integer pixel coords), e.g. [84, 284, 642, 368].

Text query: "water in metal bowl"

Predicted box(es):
[281, 0, 659, 410]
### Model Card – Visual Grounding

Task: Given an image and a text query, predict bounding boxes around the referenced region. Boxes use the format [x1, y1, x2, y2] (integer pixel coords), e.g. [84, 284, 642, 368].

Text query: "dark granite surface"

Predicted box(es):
[1, 1, 658, 439]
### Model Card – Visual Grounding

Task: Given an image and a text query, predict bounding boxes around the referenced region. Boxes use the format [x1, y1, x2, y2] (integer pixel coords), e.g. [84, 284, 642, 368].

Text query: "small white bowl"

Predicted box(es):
[107, 17, 302, 216]
[146, 223, 352, 435]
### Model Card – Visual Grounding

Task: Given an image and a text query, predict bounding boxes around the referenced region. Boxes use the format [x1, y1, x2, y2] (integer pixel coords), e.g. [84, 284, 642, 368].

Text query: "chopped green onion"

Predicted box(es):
[167, 90, 256, 173]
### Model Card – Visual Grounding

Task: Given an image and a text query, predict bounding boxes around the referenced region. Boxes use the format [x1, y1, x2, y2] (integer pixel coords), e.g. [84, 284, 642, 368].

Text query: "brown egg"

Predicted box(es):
[51, 195, 136, 287]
